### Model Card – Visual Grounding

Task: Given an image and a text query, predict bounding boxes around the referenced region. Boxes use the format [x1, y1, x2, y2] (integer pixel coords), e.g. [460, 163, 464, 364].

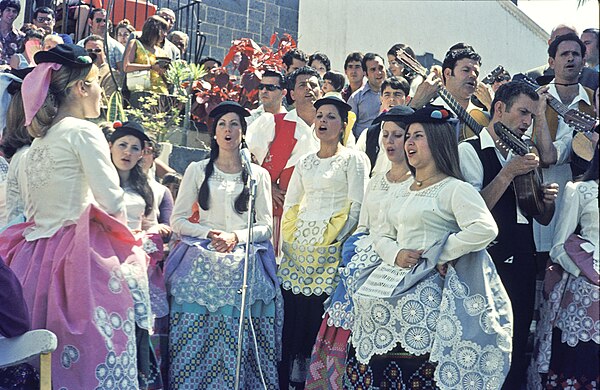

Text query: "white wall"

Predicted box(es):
[298, 0, 549, 77]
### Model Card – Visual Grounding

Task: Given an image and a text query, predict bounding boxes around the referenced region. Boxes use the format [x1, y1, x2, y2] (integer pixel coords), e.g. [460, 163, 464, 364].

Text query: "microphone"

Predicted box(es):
[240, 147, 254, 177]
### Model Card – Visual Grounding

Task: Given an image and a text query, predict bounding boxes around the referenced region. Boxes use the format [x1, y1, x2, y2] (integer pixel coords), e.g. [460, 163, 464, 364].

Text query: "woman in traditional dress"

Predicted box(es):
[0, 44, 152, 389]
[166, 101, 281, 389]
[108, 121, 168, 387]
[277, 95, 370, 389]
[344, 105, 511, 390]
[306, 105, 414, 389]
[528, 145, 599, 389]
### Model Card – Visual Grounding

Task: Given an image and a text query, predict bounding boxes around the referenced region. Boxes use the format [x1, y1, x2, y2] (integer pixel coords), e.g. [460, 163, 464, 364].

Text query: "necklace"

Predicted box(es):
[387, 170, 411, 183]
[415, 173, 442, 187]
[552, 82, 579, 87]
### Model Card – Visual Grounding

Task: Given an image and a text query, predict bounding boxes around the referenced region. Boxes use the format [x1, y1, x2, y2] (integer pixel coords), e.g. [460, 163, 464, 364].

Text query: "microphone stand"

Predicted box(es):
[234, 172, 257, 390]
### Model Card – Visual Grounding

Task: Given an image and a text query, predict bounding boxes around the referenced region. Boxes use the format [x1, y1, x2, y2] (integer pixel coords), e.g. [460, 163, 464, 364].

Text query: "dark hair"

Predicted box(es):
[381, 76, 410, 97]
[198, 111, 249, 214]
[323, 70, 345, 92]
[140, 15, 169, 46]
[583, 28, 600, 42]
[361, 52, 384, 72]
[262, 69, 285, 88]
[198, 56, 222, 67]
[17, 28, 44, 54]
[110, 133, 154, 216]
[0, 90, 32, 158]
[162, 172, 182, 186]
[84, 34, 103, 46]
[114, 19, 135, 37]
[580, 143, 599, 182]
[89, 8, 105, 21]
[406, 122, 465, 181]
[344, 52, 363, 70]
[33, 6, 54, 20]
[0, 0, 20, 14]
[282, 48, 308, 67]
[490, 81, 539, 117]
[441, 46, 481, 83]
[387, 43, 415, 59]
[548, 32, 586, 58]
[308, 52, 331, 71]
[287, 66, 322, 95]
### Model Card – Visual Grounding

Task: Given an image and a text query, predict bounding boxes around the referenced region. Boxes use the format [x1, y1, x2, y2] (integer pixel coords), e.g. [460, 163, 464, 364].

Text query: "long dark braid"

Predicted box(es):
[198, 112, 250, 214]
[198, 137, 219, 210]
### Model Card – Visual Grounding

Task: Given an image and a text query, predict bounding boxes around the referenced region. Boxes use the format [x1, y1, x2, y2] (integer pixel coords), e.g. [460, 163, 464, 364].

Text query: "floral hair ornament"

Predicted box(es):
[22, 62, 63, 126]
[403, 104, 456, 125]
[113, 120, 123, 129]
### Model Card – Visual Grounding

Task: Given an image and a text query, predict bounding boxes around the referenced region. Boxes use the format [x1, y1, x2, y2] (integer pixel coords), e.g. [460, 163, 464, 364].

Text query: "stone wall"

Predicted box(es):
[194, 0, 299, 62]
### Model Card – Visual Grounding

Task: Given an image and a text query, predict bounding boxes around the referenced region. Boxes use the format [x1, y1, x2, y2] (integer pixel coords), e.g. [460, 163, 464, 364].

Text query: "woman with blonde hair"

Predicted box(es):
[0, 44, 153, 389]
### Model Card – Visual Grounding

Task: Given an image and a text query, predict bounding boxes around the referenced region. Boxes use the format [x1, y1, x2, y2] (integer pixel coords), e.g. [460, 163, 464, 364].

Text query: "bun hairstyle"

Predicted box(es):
[198, 105, 250, 214]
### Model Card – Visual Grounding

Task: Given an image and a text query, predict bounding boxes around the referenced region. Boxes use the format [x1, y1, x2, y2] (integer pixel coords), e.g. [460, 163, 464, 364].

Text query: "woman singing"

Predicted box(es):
[277, 95, 370, 389]
[306, 105, 415, 389]
[345, 105, 511, 390]
[166, 101, 281, 389]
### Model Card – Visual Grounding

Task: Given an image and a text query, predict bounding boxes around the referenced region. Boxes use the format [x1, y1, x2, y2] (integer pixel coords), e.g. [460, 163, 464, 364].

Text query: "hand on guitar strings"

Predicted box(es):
[501, 153, 539, 179]
[541, 183, 559, 206]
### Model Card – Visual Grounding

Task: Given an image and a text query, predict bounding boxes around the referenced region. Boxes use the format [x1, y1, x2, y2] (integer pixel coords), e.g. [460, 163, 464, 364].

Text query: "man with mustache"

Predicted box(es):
[246, 67, 321, 257]
[459, 81, 558, 389]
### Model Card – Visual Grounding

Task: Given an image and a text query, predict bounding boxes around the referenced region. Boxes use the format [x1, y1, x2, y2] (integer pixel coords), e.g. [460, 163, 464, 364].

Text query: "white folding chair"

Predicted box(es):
[0, 329, 58, 390]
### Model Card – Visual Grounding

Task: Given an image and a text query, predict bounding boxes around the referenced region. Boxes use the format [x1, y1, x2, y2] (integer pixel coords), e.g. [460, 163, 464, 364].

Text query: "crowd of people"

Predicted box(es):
[0, 0, 598, 388]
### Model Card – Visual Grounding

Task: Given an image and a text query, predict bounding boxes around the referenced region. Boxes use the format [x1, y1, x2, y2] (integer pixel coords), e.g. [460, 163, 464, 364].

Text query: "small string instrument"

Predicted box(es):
[396, 49, 489, 140]
[513, 74, 598, 162]
[493, 122, 545, 217]
[482, 65, 508, 85]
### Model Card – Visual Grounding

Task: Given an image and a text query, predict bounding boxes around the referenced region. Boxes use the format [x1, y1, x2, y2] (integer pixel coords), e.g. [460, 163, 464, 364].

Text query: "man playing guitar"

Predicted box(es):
[459, 81, 559, 390]
[530, 33, 595, 261]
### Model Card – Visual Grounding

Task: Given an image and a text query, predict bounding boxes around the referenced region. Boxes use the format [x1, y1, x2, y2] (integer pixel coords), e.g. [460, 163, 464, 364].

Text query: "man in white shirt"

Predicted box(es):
[246, 66, 321, 256]
[459, 81, 558, 389]
[529, 33, 593, 256]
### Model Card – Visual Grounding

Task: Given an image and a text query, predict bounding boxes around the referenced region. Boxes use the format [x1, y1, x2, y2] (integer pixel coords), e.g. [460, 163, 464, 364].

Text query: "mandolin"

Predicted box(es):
[513, 74, 598, 161]
[482, 65, 508, 85]
[396, 49, 489, 140]
[493, 122, 545, 217]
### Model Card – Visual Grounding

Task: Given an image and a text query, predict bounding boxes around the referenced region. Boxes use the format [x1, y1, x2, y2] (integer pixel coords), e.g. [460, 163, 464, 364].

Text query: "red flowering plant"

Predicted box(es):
[191, 33, 297, 126]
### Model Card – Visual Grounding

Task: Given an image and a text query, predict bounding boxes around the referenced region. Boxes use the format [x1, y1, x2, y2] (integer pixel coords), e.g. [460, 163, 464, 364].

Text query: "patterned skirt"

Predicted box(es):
[344, 344, 438, 389]
[0, 205, 154, 390]
[528, 264, 600, 389]
[166, 238, 282, 389]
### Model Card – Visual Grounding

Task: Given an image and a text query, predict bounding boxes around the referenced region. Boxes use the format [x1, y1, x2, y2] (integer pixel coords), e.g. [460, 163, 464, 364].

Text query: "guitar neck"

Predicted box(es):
[545, 94, 570, 117]
[438, 87, 483, 135]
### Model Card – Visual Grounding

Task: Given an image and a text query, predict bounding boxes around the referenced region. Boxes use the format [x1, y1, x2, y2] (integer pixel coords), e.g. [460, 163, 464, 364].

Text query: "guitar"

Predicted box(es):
[513, 74, 598, 161]
[493, 122, 545, 217]
[396, 49, 489, 140]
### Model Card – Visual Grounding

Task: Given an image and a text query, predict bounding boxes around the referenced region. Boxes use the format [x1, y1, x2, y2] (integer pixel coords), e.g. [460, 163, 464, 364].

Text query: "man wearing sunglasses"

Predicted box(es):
[247, 69, 288, 125]
[77, 8, 124, 71]
[84, 34, 121, 106]
[32, 6, 73, 44]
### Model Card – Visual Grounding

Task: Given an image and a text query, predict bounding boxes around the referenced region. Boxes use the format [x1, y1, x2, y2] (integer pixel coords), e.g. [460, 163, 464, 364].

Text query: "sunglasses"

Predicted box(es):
[258, 83, 282, 91]
[86, 48, 102, 53]
[94, 18, 106, 23]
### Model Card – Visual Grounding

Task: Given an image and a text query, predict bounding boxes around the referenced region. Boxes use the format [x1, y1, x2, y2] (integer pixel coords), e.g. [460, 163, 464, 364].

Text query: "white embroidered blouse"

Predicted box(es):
[170, 159, 273, 244]
[375, 177, 498, 265]
[22, 117, 126, 241]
